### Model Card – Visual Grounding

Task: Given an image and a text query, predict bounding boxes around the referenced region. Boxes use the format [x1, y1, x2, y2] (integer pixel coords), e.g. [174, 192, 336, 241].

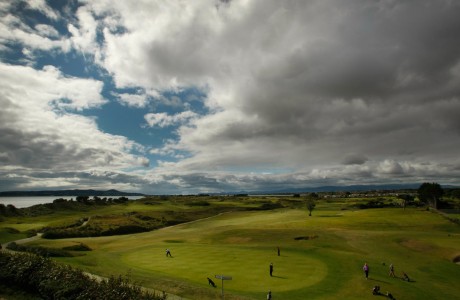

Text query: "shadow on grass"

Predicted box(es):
[369, 278, 390, 284]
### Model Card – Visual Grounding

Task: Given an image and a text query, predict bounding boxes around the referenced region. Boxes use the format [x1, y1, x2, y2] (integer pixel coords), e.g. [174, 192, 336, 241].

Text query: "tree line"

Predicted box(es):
[0, 196, 130, 217]
[304, 182, 459, 216]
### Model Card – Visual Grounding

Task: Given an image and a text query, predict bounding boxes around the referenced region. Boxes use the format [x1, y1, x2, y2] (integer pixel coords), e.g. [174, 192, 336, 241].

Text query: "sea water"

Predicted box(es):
[0, 196, 145, 208]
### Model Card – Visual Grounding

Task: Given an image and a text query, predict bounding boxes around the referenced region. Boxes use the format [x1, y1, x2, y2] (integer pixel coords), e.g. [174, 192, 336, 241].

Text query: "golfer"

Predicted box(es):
[363, 262, 369, 279]
[389, 263, 395, 277]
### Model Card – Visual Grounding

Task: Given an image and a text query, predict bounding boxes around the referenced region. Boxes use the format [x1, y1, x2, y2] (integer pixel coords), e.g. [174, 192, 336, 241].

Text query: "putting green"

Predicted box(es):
[123, 244, 327, 292]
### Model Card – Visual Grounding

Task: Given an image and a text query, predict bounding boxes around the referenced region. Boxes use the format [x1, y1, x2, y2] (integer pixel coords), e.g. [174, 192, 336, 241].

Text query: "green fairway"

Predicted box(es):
[5, 198, 460, 299]
[123, 244, 327, 292]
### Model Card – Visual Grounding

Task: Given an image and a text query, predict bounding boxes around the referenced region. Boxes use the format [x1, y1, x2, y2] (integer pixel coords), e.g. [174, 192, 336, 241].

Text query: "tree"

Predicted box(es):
[397, 194, 414, 210]
[76, 196, 89, 204]
[450, 189, 460, 200]
[306, 196, 316, 217]
[418, 182, 443, 209]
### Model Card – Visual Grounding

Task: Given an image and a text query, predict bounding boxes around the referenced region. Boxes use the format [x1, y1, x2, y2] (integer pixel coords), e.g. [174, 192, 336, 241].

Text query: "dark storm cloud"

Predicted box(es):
[0, 169, 150, 192]
[342, 154, 368, 166]
[240, 1, 460, 126]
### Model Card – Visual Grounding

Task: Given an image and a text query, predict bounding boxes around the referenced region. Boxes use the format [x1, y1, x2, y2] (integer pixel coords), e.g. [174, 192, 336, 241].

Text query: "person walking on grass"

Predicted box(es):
[389, 263, 395, 277]
[166, 248, 172, 257]
[363, 262, 369, 279]
[270, 263, 274, 277]
[402, 271, 410, 282]
[267, 290, 272, 300]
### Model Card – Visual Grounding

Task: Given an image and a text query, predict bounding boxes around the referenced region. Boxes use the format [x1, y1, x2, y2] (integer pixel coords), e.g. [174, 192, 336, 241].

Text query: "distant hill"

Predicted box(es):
[253, 184, 423, 194]
[226, 183, 459, 195]
[0, 189, 145, 197]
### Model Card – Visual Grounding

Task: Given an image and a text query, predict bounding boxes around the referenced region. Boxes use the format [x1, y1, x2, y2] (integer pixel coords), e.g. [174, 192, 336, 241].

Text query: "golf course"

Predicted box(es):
[1, 195, 460, 299]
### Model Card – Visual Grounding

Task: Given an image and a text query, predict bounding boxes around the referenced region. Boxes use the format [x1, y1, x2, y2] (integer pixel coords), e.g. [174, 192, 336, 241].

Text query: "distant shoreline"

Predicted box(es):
[0, 195, 146, 208]
[0, 189, 145, 197]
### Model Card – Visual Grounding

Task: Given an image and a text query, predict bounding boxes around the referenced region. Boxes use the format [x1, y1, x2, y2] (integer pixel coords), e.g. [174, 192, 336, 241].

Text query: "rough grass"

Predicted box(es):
[1, 198, 251, 242]
[5, 198, 460, 299]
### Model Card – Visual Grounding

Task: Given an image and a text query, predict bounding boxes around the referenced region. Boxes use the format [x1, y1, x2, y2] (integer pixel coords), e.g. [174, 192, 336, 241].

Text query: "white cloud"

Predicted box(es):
[35, 24, 59, 38]
[117, 93, 149, 108]
[378, 160, 405, 175]
[0, 62, 149, 173]
[0, 13, 69, 52]
[1, 64, 106, 110]
[68, 6, 100, 55]
[0, 25, 66, 51]
[26, 0, 59, 20]
[144, 111, 198, 128]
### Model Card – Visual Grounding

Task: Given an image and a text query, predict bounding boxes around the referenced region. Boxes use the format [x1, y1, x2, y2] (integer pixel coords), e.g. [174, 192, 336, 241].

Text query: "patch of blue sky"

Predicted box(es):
[0, 43, 28, 65]
[35, 48, 99, 77]
[8, 0, 75, 37]
[81, 83, 207, 154]
[81, 99, 157, 145]
[2, 3, 92, 76]
[9, 2, 53, 27]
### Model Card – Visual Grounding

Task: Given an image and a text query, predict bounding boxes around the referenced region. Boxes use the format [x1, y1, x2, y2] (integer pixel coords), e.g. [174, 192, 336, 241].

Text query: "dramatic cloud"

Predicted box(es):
[1, 0, 459, 194]
[0, 63, 149, 190]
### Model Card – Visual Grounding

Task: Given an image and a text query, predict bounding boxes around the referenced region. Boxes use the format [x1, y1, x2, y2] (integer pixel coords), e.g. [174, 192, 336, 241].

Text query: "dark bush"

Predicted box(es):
[357, 200, 386, 209]
[42, 229, 86, 239]
[135, 214, 158, 221]
[42, 224, 152, 239]
[102, 225, 150, 236]
[254, 201, 284, 210]
[6, 242, 73, 257]
[62, 243, 92, 251]
[0, 252, 166, 300]
[186, 201, 211, 206]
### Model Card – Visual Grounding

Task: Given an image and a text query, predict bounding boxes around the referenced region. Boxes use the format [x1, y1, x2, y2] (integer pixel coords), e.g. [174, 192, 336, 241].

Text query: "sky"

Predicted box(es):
[1, 0, 459, 195]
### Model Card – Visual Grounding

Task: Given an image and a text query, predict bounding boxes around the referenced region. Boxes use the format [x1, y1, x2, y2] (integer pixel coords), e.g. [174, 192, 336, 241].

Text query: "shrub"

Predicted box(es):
[0, 252, 166, 300]
[6, 242, 73, 257]
[62, 243, 92, 251]
[254, 201, 284, 210]
[102, 225, 150, 236]
[186, 201, 211, 206]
